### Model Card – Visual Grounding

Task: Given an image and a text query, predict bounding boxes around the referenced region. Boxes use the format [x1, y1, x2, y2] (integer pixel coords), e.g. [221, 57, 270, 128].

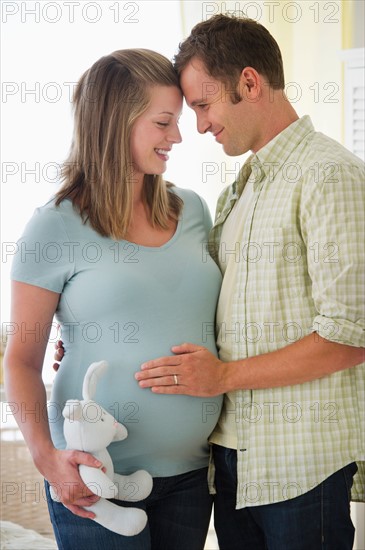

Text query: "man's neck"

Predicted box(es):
[251, 90, 299, 154]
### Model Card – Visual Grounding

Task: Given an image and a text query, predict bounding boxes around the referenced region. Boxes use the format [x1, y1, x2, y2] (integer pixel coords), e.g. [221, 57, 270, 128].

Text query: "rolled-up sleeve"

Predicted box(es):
[304, 161, 365, 347]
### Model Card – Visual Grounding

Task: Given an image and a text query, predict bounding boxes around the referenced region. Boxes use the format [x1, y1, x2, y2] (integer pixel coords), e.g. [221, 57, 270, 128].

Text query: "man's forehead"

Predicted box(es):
[180, 59, 219, 104]
[180, 57, 210, 81]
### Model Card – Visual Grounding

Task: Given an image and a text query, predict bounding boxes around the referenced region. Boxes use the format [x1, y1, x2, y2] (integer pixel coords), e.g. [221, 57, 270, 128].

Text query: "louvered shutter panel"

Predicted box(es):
[342, 48, 365, 161]
[352, 84, 364, 159]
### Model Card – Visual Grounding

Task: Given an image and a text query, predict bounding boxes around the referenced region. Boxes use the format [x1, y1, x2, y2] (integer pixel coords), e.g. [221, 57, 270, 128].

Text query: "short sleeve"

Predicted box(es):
[11, 204, 76, 293]
[198, 194, 214, 235]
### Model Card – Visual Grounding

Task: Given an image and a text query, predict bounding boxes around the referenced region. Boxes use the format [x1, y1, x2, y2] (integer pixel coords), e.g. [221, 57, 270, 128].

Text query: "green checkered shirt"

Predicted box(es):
[208, 116, 365, 508]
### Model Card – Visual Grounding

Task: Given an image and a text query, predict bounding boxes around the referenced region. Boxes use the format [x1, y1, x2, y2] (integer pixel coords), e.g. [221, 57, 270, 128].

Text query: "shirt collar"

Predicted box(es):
[231, 153, 255, 198]
[214, 116, 315, 225]
[253, 115, 315, 184]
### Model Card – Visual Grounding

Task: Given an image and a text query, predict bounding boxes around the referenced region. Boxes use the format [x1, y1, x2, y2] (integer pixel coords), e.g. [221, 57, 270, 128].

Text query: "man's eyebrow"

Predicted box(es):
[190, 99, 205, 107]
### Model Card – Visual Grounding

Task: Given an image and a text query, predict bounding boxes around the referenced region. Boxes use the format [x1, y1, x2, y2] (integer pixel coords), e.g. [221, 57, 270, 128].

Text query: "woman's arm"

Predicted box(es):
[4, 281, 102, 518]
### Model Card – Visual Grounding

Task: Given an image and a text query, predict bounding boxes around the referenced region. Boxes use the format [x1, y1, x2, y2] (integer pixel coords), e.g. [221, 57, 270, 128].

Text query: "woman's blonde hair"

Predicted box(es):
[55, 49, 182, 239]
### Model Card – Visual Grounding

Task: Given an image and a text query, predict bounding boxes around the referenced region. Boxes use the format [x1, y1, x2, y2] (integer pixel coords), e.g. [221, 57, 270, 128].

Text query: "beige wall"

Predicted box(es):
[174, 0, 355, 208]
[266, 0, 342, 141]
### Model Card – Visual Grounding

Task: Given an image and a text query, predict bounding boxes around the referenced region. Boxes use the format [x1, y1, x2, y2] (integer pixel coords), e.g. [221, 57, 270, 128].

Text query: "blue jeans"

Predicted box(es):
[212, 444, 357, 550]
[45, 467, 212, 549]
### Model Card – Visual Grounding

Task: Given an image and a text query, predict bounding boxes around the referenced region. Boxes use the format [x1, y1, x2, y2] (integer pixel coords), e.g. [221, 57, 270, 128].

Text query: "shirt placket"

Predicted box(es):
[235, 161, 268, 507]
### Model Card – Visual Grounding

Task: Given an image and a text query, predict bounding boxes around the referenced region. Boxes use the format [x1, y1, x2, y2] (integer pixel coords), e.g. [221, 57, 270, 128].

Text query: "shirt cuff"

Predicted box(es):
[312, 314, 365, 348]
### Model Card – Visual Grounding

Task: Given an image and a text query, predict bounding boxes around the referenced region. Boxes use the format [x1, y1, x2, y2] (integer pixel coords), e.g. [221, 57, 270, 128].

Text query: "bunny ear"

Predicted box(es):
[82, 360, 108, 400]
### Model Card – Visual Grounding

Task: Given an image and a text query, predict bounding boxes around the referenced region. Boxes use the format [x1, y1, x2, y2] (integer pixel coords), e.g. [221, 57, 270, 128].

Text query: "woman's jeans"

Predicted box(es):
[45, 467, 212, 550]
[213, 444, 357, 550]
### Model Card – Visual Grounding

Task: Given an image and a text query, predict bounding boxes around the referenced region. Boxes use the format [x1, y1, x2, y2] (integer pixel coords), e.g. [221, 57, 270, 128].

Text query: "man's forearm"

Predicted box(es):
[223, 333, 365, 392]
[136, 334, 364, 397]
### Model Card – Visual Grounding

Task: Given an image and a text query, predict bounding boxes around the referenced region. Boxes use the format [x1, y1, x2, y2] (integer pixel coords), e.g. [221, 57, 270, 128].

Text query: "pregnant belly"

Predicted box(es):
[49, 344, 222, 477]
[106, 391, 223, 477]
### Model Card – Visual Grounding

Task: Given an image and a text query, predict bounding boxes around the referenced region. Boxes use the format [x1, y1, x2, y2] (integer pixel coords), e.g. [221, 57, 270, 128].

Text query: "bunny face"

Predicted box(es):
[63, 399, 128, 453]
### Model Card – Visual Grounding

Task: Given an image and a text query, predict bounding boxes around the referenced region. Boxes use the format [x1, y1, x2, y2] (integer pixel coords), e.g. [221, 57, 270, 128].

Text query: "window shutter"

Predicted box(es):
[341, 48, 365, 161]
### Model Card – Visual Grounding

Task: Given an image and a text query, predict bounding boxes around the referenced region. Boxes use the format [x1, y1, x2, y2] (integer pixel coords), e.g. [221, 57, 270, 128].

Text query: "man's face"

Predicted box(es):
[180, 57, 256, 156]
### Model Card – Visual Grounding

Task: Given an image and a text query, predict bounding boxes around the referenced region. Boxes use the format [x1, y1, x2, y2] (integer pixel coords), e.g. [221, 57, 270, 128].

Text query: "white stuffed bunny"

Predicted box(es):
[50, 360, 153, 536]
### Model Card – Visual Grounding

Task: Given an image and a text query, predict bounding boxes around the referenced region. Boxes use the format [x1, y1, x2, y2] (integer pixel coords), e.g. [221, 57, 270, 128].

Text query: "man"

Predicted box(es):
[136, 14, 365, 549]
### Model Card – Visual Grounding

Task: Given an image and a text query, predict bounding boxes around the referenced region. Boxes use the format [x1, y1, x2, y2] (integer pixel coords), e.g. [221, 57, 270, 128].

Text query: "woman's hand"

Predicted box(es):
[40, 447, 103, 518]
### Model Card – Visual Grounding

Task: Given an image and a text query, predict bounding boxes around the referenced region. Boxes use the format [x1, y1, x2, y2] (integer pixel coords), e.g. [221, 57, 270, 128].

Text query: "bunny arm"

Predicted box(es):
[113, 470, 153, 502]
[79, 465, 118, 499]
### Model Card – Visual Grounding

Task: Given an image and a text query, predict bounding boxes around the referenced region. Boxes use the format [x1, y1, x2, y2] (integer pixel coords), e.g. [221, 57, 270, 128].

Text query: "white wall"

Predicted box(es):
[1, 1, 187, 375]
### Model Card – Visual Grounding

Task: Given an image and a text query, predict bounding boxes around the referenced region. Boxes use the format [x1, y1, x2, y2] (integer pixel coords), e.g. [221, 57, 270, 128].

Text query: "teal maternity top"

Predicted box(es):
[11, 187, 223, 477]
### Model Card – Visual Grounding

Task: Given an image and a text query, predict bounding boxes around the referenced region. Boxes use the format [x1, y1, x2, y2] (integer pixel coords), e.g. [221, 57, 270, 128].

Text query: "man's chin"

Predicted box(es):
[220, 139, 250, 157]
[222, 145, 244, 157]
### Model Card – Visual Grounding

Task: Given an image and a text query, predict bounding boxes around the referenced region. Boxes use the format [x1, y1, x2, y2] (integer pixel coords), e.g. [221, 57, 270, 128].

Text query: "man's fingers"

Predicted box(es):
[140, 357, 181, 371]
[151, 385, 183, 395]
[139, 343, 203, 371]
[171, 343, 202, 354]
[54, 349, 64, 361]
[136, 366, 180, 383]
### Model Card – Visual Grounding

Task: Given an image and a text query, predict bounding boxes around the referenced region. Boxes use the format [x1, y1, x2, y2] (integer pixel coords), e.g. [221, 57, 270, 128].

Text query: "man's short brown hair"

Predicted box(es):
[174, 14, 285, 92]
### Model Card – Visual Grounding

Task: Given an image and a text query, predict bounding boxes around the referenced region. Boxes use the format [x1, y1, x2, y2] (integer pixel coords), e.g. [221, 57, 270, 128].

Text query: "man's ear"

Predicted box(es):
[238, 67, 262, 102]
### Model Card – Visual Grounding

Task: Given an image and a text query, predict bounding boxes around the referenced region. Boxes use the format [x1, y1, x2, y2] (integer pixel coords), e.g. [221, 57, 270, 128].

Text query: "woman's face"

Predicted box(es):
[130, 85, 183, 182]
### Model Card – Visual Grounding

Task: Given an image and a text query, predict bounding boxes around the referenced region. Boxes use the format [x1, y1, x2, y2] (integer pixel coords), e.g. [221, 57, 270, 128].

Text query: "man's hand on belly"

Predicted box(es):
[135, 343, 224, 397]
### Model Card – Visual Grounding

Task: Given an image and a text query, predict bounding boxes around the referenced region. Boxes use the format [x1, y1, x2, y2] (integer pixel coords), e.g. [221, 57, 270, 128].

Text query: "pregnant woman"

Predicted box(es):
[4, 49, 222, 550]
